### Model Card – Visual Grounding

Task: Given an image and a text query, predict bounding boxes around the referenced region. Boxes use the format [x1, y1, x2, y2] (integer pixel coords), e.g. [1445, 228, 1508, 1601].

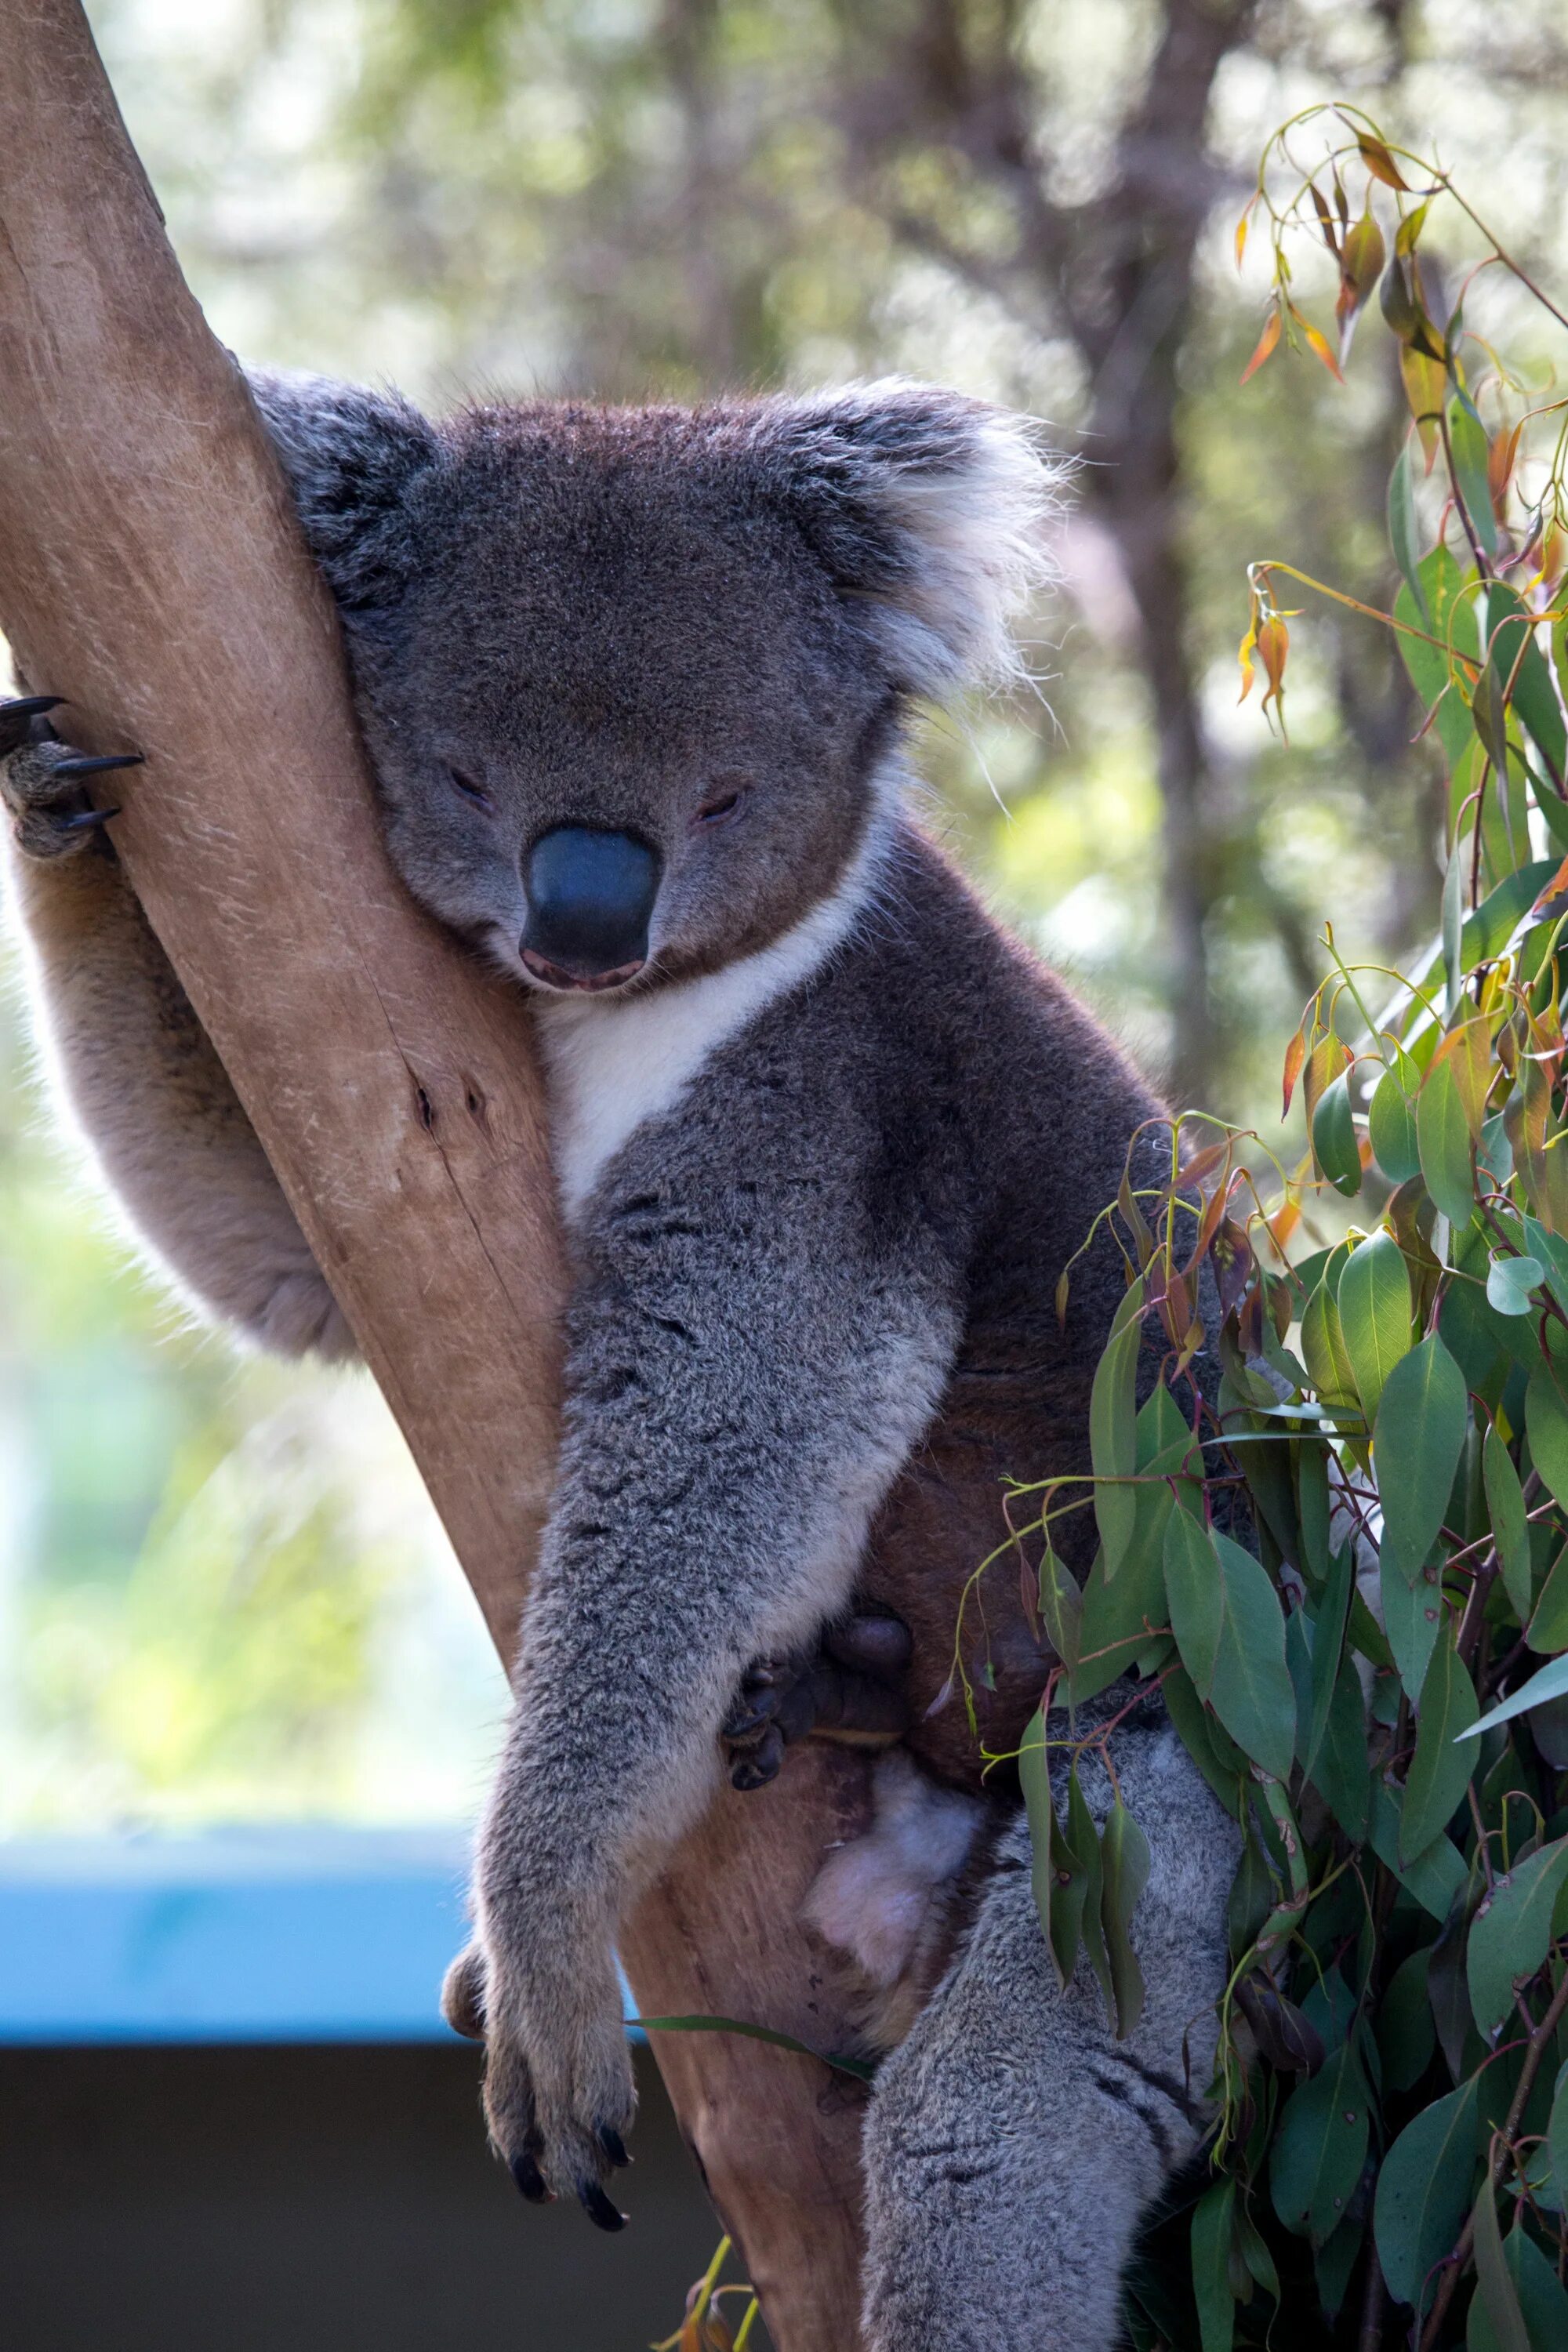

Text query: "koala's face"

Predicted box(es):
[352, 414, 897, 993]
[253, 372, 1052, 996]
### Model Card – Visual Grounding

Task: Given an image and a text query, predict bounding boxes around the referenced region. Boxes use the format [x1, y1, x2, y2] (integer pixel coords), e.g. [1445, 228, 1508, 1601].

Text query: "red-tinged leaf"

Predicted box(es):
[1489, 420, 1523, 520]
[1212, 1217, 1255, 1323]
[1336, 211, 1386, 362]
[1309, 180, 1339, 256]
[1303, 1030, 1352, 1127]
[1240, 308, 1283, 387]
[1282, 1028, 1306, 1117]
[1358, 135, 1410, 191]
[1428, 1015, 1492, 1138]
[1294, 307, 1345, 384]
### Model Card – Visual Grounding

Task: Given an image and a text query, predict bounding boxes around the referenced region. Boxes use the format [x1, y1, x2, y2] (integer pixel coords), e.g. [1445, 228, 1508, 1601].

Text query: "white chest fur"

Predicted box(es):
[533, 818, 890, 1221]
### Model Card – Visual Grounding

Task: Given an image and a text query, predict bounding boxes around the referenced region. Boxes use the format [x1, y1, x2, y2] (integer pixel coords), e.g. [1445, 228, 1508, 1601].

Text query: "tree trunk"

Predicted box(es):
[0, 3, 868, 2339]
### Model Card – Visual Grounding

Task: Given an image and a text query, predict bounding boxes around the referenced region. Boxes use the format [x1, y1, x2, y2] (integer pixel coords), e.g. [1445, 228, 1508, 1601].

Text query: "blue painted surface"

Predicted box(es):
[0, 1830, 476, 2044]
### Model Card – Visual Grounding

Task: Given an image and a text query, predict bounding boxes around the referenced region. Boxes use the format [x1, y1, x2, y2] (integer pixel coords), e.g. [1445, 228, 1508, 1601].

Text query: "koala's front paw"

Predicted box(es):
[441, 1933, 635, 2231]
[0, 695, 140, 861]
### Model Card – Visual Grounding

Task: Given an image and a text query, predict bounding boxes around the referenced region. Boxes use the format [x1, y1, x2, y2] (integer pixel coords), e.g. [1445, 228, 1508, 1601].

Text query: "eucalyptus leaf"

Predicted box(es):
[1338, 1230, 1412, 1417]
[1375, 1334, 1469, 1585]
[1466, 1835, 1568, 2037]
[1401, 1625, 1480, 1864]
[1373, 2075, 1481, 2310]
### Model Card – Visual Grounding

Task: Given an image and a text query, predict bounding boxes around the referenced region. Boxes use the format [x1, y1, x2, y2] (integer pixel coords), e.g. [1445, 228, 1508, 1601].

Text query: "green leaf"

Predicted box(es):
[1166, 1515, 1295, 1778]
[1375, 1334, 1469, 1584]
[1549, 2063, 1568, 2211]
[1270, 2038, 1371, 2245]
[1091, 1277, 1146, 1580]
[1165, 1507, 1224, 1693]
[1037, 1541, 1083, 1673]
[1419, 1052, 1477, 1229]
[1374, 2075, 1481, 2310]
[1449, 392, 1498, 558]
[1163, 1664, 1246, 1819]
[1526, 1364, 1568, 1508]
[1472, 2178, 1532, 2352]
[1370, 1774, 1467, 1918]
[1490, 582, 1567, 792]
[1302, 1542, 1354, 1781]
[1069, 1763, 1113, 2017]
[1488, 1255, 1544, 1316]
[1388, 440, 1428, 621]
[1019, 1706, 1058, 1957]
[1310, 1651, 1371, 1842]
[1401, 1622, 1480, 1864]
[1100, 1797, 1151, 2039]
[1312, 1070, 1362, 1196]
[1377, 1947, 1436, 2092]
[1463, 1651, 1568, 1740]
[1466, 1835, 1568, 2036]
[1530, 1544, 1568, 1651]
[1338, 1231, 1412, 1417]
[1382, 1553, 1444, 1698]
[1069, 1388, 1198, 1703]
[1301, 1279, 1359, 1414]
[1484, 1425, 1534, 1623]
[1369, 1054, 1423, 1183]
[1469, 2212, 1568, 2352]
[1190, 2179, 1236, 2352]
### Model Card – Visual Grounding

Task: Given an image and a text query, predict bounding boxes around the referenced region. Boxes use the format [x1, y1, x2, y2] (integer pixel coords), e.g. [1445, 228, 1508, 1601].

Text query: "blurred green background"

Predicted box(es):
[5, 0, 1568, 1833]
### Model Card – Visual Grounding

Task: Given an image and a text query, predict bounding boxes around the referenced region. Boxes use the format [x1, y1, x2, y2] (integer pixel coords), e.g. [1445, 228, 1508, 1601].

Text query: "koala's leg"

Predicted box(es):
[859, 1716, 1239, 2352]
[1, 698, 351, 1359]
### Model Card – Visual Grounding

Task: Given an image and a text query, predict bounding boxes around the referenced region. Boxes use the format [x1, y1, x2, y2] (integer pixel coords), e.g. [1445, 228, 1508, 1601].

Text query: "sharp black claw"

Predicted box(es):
[5, 695, 65, 717]
[579, 2180, 627, 2232]
[54, 753, 143, 779]
[509, 2151, 550, 2205]
[598, 2125, 630, 2169]
[57, 806, 121, 833]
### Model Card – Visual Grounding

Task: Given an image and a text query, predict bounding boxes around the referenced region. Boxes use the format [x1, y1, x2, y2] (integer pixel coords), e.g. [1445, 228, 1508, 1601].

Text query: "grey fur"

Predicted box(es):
[2, 369, 1234, 2336]
[862, 1722, 1239, 2351]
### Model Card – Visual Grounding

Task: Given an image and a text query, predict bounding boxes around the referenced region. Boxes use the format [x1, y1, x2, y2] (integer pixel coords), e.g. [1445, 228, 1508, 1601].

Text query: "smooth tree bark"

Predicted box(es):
[0, 2, 868, 2338]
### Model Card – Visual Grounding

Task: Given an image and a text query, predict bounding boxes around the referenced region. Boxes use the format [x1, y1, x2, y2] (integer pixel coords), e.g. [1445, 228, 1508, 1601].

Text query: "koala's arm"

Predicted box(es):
[2, 706, 351, 1359]
[466, 1161, 962, 2210]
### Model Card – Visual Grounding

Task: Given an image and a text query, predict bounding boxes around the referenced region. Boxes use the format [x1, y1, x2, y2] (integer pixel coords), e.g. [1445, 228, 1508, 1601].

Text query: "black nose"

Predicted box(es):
[521, 825, 660, 989]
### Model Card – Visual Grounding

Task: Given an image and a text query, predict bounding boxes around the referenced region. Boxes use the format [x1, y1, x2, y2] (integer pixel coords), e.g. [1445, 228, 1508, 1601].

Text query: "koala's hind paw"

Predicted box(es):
[721, 1610, 913, 1791]
[441, 1930, 635, 2230]
[0, 696, 140, 861]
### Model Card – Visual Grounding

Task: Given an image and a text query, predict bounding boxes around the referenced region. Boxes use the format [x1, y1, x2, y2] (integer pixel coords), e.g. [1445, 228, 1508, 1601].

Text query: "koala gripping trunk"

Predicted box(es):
[0, 2, 869, 2337]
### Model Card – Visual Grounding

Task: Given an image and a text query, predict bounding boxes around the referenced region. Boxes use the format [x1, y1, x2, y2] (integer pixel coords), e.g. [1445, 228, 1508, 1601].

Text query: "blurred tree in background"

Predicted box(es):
[5, 0, 1568, 1828]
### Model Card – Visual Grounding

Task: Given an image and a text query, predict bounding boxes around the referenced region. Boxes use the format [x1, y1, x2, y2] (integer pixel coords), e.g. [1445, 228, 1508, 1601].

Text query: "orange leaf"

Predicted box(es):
[1258, 615, 1290, 729]
[1234, 206, 1251, 270]
[1358, 135, 1410, 192]
[1240, 307, 1282, 387]
[1282, 1029, 1305, 1118]
[1297, 311, 1345, 383]
[1237, 619, 1258, 702]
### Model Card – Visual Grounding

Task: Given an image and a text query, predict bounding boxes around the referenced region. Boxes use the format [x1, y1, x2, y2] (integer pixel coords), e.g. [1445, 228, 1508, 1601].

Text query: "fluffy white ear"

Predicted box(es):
[746, 379, 1068, 697]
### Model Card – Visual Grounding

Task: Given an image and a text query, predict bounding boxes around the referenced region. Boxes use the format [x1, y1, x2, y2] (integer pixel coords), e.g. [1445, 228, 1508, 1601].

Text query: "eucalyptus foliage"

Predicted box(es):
[1009, 111, 1568, 2351]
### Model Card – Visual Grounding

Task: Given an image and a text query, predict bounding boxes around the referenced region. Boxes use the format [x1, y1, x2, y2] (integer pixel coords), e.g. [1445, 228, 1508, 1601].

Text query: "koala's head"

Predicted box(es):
[252, 368, 1059, 996]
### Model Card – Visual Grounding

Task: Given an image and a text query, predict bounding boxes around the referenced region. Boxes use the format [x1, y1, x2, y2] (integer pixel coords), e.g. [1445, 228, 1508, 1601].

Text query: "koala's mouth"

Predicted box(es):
[520, 948, 648, 994]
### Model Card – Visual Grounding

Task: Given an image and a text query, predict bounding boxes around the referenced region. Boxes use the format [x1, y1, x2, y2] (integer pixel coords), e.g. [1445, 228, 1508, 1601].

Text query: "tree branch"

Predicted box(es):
[0, 5, 869, 2339]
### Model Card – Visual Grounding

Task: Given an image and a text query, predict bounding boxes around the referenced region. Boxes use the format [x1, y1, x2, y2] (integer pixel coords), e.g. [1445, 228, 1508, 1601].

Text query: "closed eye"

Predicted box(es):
[448, 766, 494, 811]
[695, 789, 743, 826]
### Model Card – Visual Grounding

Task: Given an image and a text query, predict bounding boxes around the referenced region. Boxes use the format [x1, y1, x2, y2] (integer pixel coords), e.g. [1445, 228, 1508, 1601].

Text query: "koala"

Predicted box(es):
[1, 367, 1239, 2349]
